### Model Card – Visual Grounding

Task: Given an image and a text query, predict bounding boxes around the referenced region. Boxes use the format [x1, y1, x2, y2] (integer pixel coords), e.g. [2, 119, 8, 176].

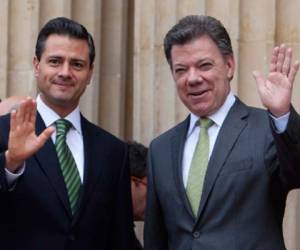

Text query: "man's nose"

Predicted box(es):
[58, 63, 71, 78]
[187, 68, 202, 85]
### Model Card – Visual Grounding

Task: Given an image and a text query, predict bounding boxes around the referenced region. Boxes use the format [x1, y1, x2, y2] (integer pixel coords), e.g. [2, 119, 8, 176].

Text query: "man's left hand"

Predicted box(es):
[253, 44, 300, 117]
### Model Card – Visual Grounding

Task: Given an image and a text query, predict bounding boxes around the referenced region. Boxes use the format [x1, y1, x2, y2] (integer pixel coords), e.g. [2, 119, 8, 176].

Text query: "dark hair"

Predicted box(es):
[164, 15, 233, 67]
[35, 17, 95, 66]
[127, 141, 148, 178]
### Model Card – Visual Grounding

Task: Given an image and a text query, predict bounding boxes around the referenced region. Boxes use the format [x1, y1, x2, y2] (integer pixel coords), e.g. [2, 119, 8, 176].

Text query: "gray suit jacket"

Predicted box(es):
[144, 98, 300, 250]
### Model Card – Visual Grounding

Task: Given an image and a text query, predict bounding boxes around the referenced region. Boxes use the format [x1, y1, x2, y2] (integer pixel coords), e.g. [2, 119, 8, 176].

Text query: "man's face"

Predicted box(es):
[33, 34, 93, 116]
[131, 176, 147, 221]
[171, 35, 234, 117]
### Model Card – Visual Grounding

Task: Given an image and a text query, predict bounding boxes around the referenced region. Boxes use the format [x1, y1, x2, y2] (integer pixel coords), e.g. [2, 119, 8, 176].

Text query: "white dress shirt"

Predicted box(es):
[182, 92, 289, 188]
[6, 94, 84, 184]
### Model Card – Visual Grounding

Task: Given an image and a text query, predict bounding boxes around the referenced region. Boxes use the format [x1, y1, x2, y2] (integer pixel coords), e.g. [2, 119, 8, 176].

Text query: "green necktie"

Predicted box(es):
[186, 118, 213, 216]
[55, 119, 81, 215]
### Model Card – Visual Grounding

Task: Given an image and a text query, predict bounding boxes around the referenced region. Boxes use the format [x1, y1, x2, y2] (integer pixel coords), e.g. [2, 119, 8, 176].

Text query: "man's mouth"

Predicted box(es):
[52, 80, 73, 87]
[189, 89, 209, 97]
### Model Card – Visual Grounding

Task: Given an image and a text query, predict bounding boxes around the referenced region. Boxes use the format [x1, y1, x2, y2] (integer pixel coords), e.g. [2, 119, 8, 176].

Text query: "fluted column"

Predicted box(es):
[40, 0, 71, 24]
[238, 0, 275, 107]
[8, 0, 40, 97]
[133, 0, 156, 144]
[0, 0, 9, 98]
[98, 0, 128, 137]
[276, 0, 300, 110]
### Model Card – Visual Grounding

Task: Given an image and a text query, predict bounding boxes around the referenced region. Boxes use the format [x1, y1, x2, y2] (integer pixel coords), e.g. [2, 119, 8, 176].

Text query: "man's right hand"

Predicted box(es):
[5, 98, 54, 173]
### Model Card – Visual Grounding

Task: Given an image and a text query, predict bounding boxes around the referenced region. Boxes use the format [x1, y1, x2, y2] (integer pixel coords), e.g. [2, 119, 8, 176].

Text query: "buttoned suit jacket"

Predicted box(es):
[0, 112, 133, 250]
[145, 98, 300, 250]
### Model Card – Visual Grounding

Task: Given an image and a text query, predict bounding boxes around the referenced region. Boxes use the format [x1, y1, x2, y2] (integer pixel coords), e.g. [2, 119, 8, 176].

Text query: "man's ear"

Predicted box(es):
[33, 57, 40, 77]
[225, 55, 235, 81]
[86, 64, 94, 85]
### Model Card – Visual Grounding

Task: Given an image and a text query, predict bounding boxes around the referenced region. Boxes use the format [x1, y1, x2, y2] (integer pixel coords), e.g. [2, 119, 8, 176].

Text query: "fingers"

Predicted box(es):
[276, 44, 286, 73]
[37, 126, 55, 147]
[10, 110, 17, 131]
[273, 44, 296, 76]
[15, 97, 36, 125]
[282, 47, 292, 76]
[288, 61, 300, 84]
[270, 46, 279, 72]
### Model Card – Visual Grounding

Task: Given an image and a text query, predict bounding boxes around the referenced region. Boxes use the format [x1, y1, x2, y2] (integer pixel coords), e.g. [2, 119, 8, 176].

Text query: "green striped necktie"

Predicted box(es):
[186, 118, 213, 217]
[55, 119, 81, 215]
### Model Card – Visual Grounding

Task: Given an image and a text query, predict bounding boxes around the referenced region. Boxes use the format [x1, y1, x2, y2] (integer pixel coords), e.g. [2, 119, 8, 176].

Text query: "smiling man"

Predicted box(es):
[144, 15, 300, 250]
[0, 17, 133, 250]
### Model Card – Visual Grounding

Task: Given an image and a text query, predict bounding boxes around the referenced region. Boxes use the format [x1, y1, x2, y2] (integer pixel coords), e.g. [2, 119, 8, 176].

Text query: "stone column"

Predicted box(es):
[0, 0, 9, 98]
[8, 0, 40, 97]
[98, 0, 128, 137]
[238, 0, 275, 107]
[133, 0, 156, 144]
[276, 0, 300, 110]
[40, 0, 71, 24]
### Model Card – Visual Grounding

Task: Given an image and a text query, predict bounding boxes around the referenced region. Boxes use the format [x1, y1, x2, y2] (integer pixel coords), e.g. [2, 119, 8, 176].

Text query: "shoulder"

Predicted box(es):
[80, 115, 126, 152]
[232, 97, 269, 122]
[150, 116, 189, 148]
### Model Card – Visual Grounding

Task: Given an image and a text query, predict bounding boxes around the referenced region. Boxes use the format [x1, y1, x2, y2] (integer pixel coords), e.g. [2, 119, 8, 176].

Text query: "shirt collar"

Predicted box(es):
[187, 92, 236, 137]
[36, 94, 82, 135]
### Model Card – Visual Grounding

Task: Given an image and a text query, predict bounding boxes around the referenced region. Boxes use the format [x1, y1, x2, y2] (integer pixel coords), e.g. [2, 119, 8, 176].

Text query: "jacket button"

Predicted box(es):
[193, 231, 200, 238]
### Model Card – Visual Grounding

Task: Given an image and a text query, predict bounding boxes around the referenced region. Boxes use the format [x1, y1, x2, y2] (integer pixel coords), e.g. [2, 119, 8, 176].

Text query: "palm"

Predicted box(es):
[8, 121, 41, 160]
[6, 98, 54, 171]
[253, 44, 299, 117]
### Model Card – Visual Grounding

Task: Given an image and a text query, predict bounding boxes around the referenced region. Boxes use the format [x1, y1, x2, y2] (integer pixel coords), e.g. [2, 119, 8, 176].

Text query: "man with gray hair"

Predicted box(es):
[145, 15, 300, 249]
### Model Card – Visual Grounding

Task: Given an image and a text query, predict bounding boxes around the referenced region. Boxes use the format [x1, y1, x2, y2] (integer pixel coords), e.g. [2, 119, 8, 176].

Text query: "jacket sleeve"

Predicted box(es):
[271, 106, 300, 189]
[109, 143, 135, 250]
[144, 143, 168, 250]
[0, 115, 10, 192]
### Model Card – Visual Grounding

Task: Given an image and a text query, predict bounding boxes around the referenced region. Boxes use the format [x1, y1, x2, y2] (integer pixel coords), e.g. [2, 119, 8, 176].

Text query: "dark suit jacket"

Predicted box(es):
[145, 98, 300, 250]
[0, 112, 133, 250]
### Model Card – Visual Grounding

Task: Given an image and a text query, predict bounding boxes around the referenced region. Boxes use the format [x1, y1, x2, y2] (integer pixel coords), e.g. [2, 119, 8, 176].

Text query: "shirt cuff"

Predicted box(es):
[5, 164, 25, 187]
[269, 112, 290, 133]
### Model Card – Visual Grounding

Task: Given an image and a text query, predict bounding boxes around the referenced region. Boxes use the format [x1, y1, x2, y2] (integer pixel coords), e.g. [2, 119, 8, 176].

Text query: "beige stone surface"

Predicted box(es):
[0, 0, 9, 98]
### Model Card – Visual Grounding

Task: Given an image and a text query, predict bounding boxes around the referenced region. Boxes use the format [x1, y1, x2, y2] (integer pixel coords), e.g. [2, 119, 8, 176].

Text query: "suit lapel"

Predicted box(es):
[34, 113, 72, 217]
[171, 116, 195, 218]
[196, 99, 249, 220]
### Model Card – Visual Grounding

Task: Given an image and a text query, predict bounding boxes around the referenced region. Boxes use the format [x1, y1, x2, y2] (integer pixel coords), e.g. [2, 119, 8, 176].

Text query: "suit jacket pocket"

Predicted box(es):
[218, 158, 253, 176]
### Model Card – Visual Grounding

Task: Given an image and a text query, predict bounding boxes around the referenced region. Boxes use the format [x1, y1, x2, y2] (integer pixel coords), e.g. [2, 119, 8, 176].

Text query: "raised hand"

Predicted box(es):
[253, 44, 300, 117]
[5, 98, 55, 172]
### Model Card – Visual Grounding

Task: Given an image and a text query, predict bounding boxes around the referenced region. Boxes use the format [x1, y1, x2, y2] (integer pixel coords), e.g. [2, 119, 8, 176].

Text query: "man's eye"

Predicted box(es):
[48, 59, 60, 66]
[200, 63, 213, 70]
[72, 62, 84, 70]
[175, 68, 186, 74]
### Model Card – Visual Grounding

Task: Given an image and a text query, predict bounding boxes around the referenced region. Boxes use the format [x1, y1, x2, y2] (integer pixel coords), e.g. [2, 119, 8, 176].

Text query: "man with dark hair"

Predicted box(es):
[128, 141, 148, 250]
[145, 15, 300, 250]
[0, 17, 133, 250]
